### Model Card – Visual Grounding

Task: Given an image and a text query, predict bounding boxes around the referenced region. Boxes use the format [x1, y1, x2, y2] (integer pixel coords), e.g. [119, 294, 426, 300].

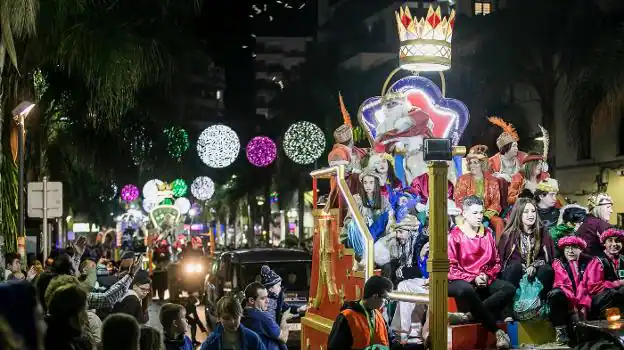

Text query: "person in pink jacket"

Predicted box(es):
[548, 236, 591, 345]
[579, 228, 624, 320]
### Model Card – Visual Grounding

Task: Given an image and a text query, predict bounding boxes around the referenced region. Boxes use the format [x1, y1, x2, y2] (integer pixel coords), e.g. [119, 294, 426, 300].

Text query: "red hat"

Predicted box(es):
[558, 236, 587, 250]
[600, 228, 624, 245]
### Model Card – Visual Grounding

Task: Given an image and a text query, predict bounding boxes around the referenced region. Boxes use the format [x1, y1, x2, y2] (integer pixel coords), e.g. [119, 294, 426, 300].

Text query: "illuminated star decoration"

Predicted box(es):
[121, 184, 139, 202]
[164, 126, 190, 159]
[246, 136, 277, 167]
[191, 176, 215, 201]
[283, 121, 325, 165]
[197, 124, 240, 168]
[171, 179, 187, 197]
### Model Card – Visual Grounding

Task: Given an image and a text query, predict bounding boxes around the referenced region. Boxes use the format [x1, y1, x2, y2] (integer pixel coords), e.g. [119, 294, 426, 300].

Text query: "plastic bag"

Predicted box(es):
[513, 274, 548, 320]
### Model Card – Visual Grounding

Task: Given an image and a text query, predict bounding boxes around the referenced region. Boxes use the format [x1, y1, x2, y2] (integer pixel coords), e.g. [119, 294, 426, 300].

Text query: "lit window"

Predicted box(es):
[474, 1, 492, 15]
[216, 90, 223, 100]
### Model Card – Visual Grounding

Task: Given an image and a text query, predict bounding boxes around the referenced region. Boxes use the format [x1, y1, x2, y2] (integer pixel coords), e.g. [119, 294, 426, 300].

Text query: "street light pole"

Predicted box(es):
[17, 114, 25, 239]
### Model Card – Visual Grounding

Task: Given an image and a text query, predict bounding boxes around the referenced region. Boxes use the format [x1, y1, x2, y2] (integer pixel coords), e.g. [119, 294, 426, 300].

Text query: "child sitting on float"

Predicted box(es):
[549, 205, 588, 258]
[340, 168, 393, 261]
[498, 198, 555, 304]
[578, 228, 624, 320]
[548, 236, 590, 345]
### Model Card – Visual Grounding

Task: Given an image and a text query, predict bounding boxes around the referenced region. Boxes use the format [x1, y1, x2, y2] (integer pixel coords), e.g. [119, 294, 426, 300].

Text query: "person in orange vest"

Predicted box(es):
[327, 276, 393, 350]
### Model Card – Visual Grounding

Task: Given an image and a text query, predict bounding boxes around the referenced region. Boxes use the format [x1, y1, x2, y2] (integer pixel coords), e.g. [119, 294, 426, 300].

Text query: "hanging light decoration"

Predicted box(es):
[191, 176, 215, 201]
[246, 136, 277, 167]
[120, 184, 139, 201]
[283, 121, 325, 165]
[164, 126, 190, 159]
[197, 124, 240, 168]
[174, 197, 191, 215]
[143, 179, 163, 199]
[171, 179, 187, 197]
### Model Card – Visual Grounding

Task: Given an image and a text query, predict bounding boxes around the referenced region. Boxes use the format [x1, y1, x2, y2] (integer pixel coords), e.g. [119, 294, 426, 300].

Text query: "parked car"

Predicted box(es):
[205, 248, 312, 349]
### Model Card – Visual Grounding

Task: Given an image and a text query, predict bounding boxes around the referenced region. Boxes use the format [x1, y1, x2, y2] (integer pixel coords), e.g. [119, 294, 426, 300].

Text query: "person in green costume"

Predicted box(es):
[549, 204, 588, 258]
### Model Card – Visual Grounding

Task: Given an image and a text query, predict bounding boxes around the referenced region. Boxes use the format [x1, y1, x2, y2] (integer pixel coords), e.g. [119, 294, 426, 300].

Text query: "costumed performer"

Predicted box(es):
[498, 198, 555, 311]
[488, 117, 526, 208]
[453, 145, 504, 240]
[550, 205, 588, 258]
[507, 152, 550, 205]
[534, 178, 561, 230]
[579, 228, 624, 319]
[548, 236, 590, 345]
[577, 193, 614, 259]
[447, 195, 515, 349]
[366, 152, 404, 199]
[339, 168, 392, 262]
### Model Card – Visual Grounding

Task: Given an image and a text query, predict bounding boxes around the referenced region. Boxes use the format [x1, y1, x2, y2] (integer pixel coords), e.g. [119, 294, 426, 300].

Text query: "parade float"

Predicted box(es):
[302, 5, 557, 350]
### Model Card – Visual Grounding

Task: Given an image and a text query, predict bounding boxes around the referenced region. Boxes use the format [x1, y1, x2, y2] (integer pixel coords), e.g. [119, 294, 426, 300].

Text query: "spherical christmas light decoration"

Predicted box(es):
[164, 126, 190, 159]
[191, 176, 215, 201]
[143, 179, 163, 199]
[142, 197, 159, 213]
[171, 179, 187, 197]
[197, 124, 240, 168]
[283, 121, 325, 165]
[121, 184, 139, 201]
[174, 197, 191, 215]
[246, 136, 277, 167]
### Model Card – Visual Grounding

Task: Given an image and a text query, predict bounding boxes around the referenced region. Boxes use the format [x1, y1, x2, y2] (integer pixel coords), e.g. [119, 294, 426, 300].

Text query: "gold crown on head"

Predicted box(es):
[395, 5, 455, 72]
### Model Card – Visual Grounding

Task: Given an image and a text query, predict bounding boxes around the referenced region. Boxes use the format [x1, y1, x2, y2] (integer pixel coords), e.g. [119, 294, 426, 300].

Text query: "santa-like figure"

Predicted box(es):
[327, 93, 367, 172]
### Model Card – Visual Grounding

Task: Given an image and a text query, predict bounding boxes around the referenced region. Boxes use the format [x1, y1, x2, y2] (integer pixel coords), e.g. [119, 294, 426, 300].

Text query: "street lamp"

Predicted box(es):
[12, 101, 35, 241]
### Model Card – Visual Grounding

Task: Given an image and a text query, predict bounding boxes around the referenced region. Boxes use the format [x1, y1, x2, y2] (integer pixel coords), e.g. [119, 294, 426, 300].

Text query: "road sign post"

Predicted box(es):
[27, 178, 63, 258]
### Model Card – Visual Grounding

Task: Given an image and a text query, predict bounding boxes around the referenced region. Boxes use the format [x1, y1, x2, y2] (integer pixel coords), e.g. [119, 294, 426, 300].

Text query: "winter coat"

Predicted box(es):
[200, 323, 266, 350]
[242, 308, 287, 350]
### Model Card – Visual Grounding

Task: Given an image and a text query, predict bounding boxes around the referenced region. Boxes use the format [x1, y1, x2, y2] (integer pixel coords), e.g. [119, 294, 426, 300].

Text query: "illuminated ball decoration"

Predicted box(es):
[121, 184, 139, 201]
[164, 126, 189, 159]
[171, 179, 187, 197]
[174, 197, 191, 215]
[191, 176, 215, 201]
[283, 121, 325, 165]
[142, 197, 158, 213]
[143, 179, 163, 199]
[246, 136, 277, 167]
[197, 125, 240, 168]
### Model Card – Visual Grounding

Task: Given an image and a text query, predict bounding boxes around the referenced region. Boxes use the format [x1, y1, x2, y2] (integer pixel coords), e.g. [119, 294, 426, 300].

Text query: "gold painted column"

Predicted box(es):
[427, 161, 449, 350]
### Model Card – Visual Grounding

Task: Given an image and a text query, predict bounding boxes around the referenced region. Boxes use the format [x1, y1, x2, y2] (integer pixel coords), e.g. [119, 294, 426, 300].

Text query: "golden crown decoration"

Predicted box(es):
[395, 5, 455, 72]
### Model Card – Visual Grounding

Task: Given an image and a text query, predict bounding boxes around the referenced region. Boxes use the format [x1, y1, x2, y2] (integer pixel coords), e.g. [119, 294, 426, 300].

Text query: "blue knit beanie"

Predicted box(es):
[260, 265, 281, 288]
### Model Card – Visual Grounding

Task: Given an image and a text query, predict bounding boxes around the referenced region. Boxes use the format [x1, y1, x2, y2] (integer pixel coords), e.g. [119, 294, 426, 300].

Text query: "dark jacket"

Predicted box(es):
[242, 308, 287, 350]
[44, 318, 91, 350]
[164, 334, 194, 350]
[498, 228, 555, 270]
[327, 301, 391, 350]
[200, 323, 266, 350]
[111, 291, 146, 324]
[577, 215, 612, 259]
[268, 290, 298, 325]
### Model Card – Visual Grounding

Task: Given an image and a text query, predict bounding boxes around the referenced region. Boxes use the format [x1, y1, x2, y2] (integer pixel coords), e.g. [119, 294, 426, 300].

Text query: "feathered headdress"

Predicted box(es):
[538, 124, 549, 160]
[488, 116, 519, 149]
[338, 92, 352, 127]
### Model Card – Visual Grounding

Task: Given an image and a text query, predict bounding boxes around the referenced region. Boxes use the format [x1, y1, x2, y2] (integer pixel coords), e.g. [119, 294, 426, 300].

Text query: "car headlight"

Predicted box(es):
[184, 263, 203, 273]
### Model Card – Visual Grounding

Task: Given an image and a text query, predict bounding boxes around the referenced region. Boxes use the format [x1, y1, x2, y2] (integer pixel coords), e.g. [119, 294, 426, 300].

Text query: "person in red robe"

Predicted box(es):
[578, 228, 624, 320]
[454, 145, 504, 240]
[508, 152, 550, 205]
[548, 236, 590, 345]
[447, 195, 515, 349]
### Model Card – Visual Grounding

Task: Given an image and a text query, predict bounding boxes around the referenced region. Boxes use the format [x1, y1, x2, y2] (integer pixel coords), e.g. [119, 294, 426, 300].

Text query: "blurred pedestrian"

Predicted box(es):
[101, 313, 140, 350]
[160, 303, 193, 350]
[140, 325, 164, 350]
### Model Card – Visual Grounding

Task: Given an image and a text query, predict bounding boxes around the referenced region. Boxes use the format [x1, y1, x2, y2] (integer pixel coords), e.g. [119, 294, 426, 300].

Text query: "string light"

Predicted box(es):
[283, 121, 325, 165]
[121, 184, 139, 202]
[197, 125, 240, 168]
[191, 176, 215, 201]
[164, 126, 189, 159]
[246, 136, 277, 167]
[172, 179, 188, 197]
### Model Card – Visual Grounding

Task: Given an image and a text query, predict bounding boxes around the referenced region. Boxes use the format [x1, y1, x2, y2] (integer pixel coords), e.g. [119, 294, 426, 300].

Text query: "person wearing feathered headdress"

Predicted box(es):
[328, 93, 368, 172]
[507, 125, 552, 205]
[453, 145, 504, 240]
[576, 193, 614, 259]
[578, 228, 624, 320]
[548, 236, 590, 345]
[487, 117, 527, 182]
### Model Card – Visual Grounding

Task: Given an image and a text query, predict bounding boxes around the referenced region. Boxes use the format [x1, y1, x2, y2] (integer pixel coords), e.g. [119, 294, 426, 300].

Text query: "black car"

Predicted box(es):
[205, 248, 312, 349]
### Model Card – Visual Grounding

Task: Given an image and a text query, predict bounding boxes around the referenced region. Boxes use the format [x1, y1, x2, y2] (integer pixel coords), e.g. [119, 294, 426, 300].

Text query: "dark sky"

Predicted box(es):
[202, 0, 316, 121]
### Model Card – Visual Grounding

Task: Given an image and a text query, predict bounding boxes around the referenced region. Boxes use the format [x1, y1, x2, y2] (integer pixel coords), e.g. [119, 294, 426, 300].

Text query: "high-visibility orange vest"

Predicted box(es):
[341, 308, 389, 349]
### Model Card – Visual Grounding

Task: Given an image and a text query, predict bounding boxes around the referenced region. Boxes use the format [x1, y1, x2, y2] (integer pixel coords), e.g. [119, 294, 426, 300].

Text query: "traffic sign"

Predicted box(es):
[27, 181, 63, 218]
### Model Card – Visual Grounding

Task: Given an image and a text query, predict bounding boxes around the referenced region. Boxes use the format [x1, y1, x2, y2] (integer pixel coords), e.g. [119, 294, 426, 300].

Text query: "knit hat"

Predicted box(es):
[600, 228, 624, 245]
[558, 236, 587, 250]
[260, 265, 282, 288]
[132, 270, 151, 286]
[488, 117, 519, 150]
